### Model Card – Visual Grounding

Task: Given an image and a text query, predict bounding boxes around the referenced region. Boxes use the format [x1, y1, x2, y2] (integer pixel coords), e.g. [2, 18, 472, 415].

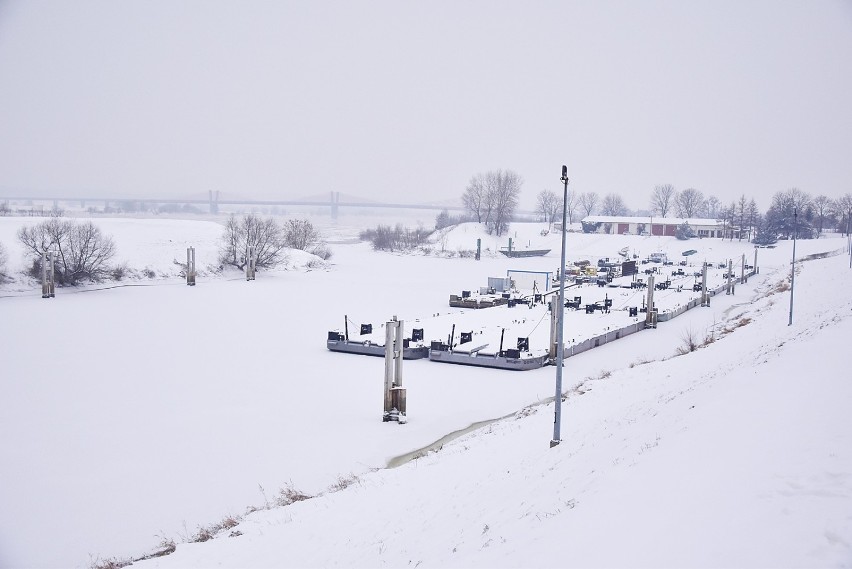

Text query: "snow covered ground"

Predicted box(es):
[0, 214, 849, 568]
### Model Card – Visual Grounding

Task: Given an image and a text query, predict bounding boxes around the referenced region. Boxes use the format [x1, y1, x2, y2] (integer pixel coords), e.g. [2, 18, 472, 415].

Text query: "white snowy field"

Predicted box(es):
[0, 215, 849, 568]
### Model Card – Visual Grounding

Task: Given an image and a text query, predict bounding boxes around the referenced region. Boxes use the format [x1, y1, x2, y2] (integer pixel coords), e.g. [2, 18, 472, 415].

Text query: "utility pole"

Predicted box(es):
[551, 165, 569, 448]
[789, 209, 797, 326]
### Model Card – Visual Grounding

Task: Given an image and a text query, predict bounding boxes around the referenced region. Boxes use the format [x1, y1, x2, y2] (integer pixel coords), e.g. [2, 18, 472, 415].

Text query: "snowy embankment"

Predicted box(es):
[136, 240, 851, 567]
[1, 216, 849, 568]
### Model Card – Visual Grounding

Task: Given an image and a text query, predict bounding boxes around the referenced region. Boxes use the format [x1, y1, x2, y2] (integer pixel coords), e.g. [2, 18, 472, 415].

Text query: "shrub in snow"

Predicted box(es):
[360, 224, 431, 251]
[675, 222, 695, 240]
[0, 242, 7, 280]
[282, 219, 332, 260]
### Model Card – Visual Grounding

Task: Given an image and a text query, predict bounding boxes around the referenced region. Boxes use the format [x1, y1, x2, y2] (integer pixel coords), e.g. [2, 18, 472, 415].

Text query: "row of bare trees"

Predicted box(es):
[534, 182, 852, 244]
[535, 190, 608, 228]
[461, 169, 522, 236]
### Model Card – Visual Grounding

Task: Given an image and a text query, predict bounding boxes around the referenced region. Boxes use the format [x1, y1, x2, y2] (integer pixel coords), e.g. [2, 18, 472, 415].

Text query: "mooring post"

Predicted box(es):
[384, 319, 395, 417]
[701, 262, 709, 306]
[41, 252, 54, 298]
[476, 238, 481, 261]
[186, 246, 196, 286]
[741, 253, 746, 284]
[41, 252, 48, 298]
[383, 316, 406, 423]
[645, 274, 655, 327]
[754, 247, 759, 275]
[726, 259, 733, 295]
[246, 246, 256, 281]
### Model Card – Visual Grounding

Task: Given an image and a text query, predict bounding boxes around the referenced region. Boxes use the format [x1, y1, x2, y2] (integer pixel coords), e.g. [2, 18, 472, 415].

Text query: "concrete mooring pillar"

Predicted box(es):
[383, 316, 406, 423]
[186, 247, 196, 286]
[645, 275, 656, 327]
[41, 252, 55, 299]
[726, 259, 734, 295]
[245, 246, 257, 281]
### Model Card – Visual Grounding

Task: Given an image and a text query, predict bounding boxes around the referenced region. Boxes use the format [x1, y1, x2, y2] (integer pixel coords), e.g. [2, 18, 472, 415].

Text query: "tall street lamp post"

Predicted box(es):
[788, 209, 797, 326]
[551, 165, 569, 448]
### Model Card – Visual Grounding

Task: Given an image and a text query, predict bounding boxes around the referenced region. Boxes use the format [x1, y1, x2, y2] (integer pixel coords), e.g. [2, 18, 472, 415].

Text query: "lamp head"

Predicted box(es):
[561, 165, 568, 181]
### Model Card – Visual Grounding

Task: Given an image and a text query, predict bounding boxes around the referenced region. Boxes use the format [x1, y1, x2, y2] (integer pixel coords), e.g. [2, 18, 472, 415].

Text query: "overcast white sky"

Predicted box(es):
[0, 1, 850, 211]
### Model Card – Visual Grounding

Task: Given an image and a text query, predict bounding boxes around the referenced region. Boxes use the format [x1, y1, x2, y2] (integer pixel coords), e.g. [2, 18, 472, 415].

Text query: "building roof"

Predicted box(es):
[582, 215, 722, 226]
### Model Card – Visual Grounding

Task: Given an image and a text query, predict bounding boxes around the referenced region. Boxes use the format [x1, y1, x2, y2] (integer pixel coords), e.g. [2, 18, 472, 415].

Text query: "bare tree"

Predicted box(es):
[726, 201, 737, 240]
[834, 193, 852, 235]
[462, 169, 522, 235]
[220, 214, 288, 270]
[675, 188, 705, 218]
[736, 195, 748, 240]
[600, 193, 627, 216]
[485, 169, 522, 236]
[579, 192, 599, 218]
[17, 218, 116, 284]
[0, 201, 10, 216]
[536, 190, 560, 227]
[650, 184, 676, 217]
[746, 198, 759, 241]
[811, 195, 832, 236]
[564, 190, 579, 225]
[462, 174, 489, 223]
[704, 195, 721, 219]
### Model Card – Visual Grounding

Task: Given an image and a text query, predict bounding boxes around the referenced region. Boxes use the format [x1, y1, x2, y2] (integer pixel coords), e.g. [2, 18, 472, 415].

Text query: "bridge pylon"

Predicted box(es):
[330, 191, 339, 219]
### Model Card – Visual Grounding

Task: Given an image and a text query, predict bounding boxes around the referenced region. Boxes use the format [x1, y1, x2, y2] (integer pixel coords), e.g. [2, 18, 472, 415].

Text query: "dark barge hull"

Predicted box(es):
[327, 339, 430, 359]
[428, 350, 549, 371]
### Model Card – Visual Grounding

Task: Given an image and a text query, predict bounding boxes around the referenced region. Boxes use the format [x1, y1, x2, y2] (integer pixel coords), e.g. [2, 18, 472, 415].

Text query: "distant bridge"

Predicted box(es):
[0, 191, 466, 219]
